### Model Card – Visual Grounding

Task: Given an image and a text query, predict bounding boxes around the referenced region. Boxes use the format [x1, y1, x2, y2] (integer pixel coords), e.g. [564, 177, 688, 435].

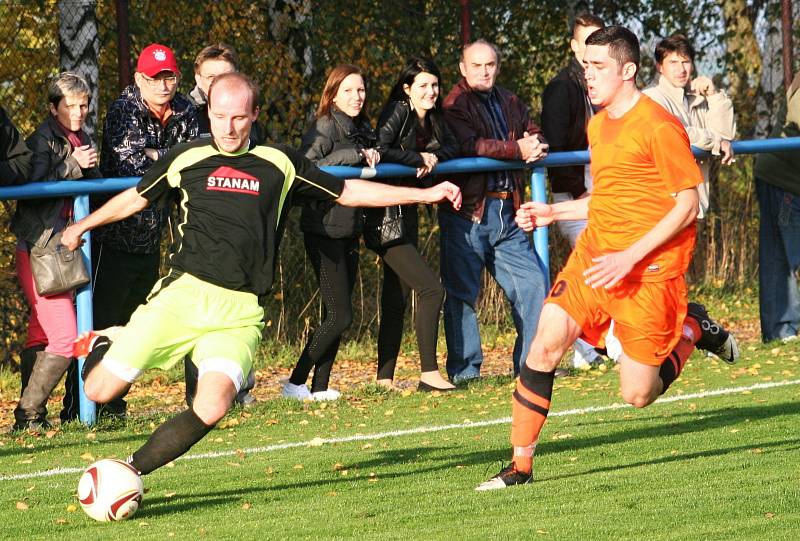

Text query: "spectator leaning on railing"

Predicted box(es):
[0, 103, 33, 423]
[753, 73, 800, 343]
[643, 33, 737, 218]
[371, 55, 458, 392]
[441, 40, 549, 384]
[184, 43, 260, 407]
[188, 42, 264, 146]
[10, 72, 100, 430]
[0, 104, 32, 185]
[88, 43, 198, 419]
[283, 64, 379, 402]
[540, 12, 605, 371]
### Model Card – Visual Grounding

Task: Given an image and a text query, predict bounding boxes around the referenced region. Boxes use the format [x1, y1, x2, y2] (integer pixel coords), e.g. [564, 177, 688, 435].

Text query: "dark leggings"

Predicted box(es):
[376, 207, 445, 380]
[289, 234, 359, 392]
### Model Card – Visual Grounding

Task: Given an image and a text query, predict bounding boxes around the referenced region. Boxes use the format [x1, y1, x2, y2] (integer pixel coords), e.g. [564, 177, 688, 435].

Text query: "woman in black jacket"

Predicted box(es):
[284, 64, 380, 401]
[11, 72, 101, 429]
[371, 56, 458, 391]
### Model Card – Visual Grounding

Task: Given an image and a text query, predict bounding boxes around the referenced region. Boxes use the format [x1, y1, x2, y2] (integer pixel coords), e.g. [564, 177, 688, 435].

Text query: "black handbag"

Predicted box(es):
[363, 205, 406, 250]
[29, 230, 90, 296]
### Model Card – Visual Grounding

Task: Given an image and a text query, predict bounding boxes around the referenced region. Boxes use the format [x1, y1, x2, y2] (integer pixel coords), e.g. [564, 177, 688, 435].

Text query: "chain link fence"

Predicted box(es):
[0, 0, 532, 366]
[2, 0, 768, 367]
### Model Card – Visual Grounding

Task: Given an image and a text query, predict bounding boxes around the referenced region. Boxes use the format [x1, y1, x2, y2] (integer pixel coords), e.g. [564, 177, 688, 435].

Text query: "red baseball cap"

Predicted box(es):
[136, 43, 180, 77]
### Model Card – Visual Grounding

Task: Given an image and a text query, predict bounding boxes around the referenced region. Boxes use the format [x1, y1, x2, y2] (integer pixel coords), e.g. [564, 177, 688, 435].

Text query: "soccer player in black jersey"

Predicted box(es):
[62, 72, 461, 476]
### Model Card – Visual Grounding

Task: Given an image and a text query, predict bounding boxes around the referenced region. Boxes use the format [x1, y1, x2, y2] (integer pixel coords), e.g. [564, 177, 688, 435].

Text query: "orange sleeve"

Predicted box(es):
[650, 121, 703, 194]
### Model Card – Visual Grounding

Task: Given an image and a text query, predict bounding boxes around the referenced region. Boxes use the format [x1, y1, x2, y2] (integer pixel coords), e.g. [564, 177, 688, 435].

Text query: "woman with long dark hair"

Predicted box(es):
[371, 56, 458, 391]
[284, 64, 380, 401]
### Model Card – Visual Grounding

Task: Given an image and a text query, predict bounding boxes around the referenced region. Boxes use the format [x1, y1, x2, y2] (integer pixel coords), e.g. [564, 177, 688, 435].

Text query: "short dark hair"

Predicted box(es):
[585, 25, 640, 72]
[194, 43, 239, 73]
[654, 34, 695, 64]
[207, 72, 259, 113]
[572, 12, 605, 38]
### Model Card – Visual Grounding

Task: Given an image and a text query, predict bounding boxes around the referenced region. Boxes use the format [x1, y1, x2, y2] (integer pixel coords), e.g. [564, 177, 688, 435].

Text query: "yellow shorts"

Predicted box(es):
[546, 249, 688, 366]
[102, 272, 264, 390]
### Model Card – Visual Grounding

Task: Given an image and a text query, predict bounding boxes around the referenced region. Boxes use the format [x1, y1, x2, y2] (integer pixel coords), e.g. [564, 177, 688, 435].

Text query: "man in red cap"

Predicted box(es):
[64, 44, 198, 421]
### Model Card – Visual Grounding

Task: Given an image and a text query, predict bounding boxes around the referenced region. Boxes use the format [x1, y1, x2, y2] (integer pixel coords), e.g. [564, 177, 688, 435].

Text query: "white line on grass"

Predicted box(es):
[2, 378, 798, 482]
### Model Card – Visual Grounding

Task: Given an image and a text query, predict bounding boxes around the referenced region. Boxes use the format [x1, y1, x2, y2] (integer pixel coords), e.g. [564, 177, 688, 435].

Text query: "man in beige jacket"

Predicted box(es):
[643, 34, 736, 218]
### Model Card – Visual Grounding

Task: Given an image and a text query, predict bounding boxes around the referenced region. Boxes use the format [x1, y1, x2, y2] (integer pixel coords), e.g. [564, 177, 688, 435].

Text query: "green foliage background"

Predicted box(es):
[0, 0, 797, 366]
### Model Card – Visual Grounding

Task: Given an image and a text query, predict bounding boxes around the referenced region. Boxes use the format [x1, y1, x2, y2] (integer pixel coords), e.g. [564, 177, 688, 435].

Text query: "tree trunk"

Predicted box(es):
[58, 0, 100, 137]
[264, 0, 314, 140]
[719, 0, 764, 137]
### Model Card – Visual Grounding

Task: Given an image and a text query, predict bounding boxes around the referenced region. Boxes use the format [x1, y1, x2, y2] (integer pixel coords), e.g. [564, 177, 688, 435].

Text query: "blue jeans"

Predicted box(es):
[439, 198, 547, 382]
[756, 179, 800, 342]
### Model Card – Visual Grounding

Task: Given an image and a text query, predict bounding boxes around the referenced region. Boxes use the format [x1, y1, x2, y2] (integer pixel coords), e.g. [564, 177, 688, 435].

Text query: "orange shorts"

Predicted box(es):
[546, 249, 688, 366]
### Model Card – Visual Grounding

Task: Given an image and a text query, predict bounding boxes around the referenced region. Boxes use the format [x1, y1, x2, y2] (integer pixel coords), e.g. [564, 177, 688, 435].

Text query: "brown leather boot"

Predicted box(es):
[19, 344, 46, 395]
[13, 351, 72, 431]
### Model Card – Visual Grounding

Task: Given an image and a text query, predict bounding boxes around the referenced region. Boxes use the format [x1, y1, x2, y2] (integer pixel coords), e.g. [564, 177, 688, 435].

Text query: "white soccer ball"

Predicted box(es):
[77, 459, 144, 522]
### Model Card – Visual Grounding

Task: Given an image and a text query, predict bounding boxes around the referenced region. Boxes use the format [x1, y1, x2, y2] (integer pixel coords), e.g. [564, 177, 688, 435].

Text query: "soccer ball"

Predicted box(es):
[77, 459, 144, 522]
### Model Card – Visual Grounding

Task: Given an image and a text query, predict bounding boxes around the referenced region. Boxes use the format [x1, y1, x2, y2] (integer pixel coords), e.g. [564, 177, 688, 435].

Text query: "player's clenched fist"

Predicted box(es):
[427, 181, 462, 210]
[61, 223, 85, 251]
[515, 201, 554, 232]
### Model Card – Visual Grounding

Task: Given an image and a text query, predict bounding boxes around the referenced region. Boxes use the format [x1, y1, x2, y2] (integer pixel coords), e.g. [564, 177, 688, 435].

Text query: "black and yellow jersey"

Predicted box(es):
[136, 138, 344, 296]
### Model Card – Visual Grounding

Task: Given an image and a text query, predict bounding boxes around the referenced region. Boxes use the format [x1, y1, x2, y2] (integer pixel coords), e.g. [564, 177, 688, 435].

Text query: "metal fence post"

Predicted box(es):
[531, 167, 550, 290]
[73, 195, 97, 426]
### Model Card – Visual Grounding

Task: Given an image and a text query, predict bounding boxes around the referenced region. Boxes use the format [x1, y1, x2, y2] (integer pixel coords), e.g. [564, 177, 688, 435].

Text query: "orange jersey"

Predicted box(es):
[579, 94, 702, 282]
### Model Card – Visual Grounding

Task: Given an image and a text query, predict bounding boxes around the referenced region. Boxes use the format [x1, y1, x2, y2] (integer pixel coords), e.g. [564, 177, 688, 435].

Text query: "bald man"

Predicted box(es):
[62, 72, 462, 478]
[441, 40, 550, 384]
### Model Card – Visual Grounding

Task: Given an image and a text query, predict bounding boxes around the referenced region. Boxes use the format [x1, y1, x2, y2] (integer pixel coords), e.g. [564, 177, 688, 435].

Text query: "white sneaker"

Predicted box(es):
[311, 389, 341, 401]
[605, 322, 623, 363]
[282, 382, 311, 400]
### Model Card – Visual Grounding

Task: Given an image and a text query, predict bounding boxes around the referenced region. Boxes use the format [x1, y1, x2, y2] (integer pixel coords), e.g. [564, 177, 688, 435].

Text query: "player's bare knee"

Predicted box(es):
[526, 339, 566, 371]
[621, 388, 654, 409]
[85, 385, 114, 404]
[191, 397, 231, 425]
[83, 377, 106, 403]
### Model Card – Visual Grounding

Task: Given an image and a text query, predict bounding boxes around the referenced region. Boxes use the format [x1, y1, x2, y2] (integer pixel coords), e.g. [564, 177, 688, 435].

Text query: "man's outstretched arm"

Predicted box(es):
[336, 178, 462, 210]
[515, 196, 590, 232]
[61, 187, 149, 250]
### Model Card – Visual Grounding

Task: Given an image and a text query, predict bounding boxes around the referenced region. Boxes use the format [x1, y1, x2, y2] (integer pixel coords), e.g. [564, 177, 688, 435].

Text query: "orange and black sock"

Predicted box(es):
[659, 316, 701, 394]
[510, 363, 554, 474]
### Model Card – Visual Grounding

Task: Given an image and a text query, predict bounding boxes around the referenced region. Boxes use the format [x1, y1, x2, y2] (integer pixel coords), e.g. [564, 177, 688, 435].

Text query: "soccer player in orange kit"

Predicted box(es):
[476, 25, 739, 491]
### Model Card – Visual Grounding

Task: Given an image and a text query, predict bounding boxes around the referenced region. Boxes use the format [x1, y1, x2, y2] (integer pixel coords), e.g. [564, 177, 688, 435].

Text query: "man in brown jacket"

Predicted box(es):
[441, 40, 549, 384]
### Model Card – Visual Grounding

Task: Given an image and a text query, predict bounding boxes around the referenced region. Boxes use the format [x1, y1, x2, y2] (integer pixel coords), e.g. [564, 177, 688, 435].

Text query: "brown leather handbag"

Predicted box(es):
[29, 230, 90, 296]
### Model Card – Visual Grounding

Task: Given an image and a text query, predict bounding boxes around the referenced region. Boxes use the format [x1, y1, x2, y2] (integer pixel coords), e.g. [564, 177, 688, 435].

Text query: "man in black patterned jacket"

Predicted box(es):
[85, 43, 197, 419]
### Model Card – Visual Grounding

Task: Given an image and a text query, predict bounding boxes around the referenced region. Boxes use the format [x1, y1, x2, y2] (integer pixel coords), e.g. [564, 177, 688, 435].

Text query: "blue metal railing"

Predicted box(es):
[1, 135, 799, 425]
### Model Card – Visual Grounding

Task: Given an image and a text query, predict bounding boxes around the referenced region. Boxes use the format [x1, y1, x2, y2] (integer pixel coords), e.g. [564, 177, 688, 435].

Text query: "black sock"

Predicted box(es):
[129, 409, 215, 475]
[518, 363, 555, 400]
[81, 336, 112, 380]
[658, 351, 682, 394]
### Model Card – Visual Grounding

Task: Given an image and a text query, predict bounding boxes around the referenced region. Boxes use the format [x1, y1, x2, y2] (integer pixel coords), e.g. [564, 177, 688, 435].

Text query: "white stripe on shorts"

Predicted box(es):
[101, 356, 143, 383]
[198, 357, 245, 392]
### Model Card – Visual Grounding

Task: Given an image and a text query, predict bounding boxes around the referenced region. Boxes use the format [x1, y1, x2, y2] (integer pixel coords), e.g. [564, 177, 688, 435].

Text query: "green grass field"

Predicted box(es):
[1, 336, 798, 540]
